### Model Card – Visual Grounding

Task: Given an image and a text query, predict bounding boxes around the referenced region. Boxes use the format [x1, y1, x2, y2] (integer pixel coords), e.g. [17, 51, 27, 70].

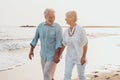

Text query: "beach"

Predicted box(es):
[0, 25, 120, 80]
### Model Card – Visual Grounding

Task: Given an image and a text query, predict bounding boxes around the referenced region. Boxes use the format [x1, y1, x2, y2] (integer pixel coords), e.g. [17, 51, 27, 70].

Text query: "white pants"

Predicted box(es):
[64, 58, 87, 80]
[41, 60, 57, 80]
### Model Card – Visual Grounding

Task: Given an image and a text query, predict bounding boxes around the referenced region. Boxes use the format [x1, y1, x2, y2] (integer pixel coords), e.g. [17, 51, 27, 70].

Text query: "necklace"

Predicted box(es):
[68, 27, 76, 37]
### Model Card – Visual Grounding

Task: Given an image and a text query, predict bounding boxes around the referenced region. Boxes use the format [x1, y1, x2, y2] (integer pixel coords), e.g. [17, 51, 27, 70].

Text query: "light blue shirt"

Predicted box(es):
[30, 22, 63, 61]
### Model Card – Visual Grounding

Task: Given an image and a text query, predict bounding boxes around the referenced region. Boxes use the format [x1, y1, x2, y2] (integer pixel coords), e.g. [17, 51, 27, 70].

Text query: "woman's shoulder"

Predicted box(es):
[76, 25, 85, 31]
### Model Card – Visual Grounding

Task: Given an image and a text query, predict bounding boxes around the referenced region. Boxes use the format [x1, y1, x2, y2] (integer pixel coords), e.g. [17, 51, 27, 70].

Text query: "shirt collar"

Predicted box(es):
[43, 22, 55, 27]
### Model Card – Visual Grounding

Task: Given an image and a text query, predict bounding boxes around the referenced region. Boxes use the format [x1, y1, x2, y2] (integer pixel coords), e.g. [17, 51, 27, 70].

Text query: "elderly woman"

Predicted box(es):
[60, 11, 88, 80]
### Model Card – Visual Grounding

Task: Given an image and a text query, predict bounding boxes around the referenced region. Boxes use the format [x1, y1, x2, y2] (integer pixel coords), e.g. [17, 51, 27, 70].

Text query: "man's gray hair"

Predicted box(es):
[44, 8, 55, 16]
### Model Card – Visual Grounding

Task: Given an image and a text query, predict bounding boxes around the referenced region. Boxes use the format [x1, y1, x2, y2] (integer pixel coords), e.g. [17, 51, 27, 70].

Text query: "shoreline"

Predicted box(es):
[0, 26, 120, 80]
[0, 51, 120, 79]
[0, 44, 120, 80]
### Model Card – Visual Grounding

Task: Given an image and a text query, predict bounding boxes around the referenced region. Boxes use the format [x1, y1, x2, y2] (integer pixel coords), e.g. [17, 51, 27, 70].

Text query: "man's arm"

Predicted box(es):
[29, 25, 40, 60]
[53, 44, 65, 63]
[58, 44, 65, 56]
[53, 24, 63, 63]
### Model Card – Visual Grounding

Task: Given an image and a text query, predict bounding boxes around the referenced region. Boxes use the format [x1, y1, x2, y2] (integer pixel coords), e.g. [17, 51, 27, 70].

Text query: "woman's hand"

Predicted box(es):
[80, 56, 86, 65]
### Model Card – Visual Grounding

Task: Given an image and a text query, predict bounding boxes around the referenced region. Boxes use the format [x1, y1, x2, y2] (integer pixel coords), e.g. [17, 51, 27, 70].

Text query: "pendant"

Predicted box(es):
[68, 27, 76, 37]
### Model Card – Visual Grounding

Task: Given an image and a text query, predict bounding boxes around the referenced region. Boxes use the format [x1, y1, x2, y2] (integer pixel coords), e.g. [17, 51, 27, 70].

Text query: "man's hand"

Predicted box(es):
[29, 46, 35, 60]
[29, 52, 34, 60]
[53, 53, 60, 63]
[53, 48, 61, 63]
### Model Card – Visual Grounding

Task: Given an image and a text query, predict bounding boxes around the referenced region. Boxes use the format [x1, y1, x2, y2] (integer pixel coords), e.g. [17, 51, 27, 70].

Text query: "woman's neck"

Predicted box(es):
[69, 23, 76, 31]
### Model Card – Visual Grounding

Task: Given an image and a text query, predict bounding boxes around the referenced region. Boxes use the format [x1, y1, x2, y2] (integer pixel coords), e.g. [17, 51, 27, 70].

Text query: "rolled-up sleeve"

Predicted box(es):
[80, 28, 88, 47]
[55, 25, 63, 49]
[30, 26, 40, 47]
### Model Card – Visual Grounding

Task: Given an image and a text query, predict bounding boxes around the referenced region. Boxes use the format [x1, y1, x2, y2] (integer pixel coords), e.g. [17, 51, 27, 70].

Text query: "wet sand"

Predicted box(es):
[0, 48, 120, 80]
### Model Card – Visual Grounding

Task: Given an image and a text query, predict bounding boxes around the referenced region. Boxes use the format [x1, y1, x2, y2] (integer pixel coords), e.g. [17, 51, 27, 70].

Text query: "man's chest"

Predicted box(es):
[39, 27, 56, 39]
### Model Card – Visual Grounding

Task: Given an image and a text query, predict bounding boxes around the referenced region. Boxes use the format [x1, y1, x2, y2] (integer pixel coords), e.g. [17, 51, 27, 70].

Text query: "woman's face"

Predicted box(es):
[65, 15, 75, 25]
[65, 16, 72, 25]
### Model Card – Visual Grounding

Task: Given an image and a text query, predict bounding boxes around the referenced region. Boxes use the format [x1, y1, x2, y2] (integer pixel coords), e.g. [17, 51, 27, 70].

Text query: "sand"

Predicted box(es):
[0, 46, 120, 80]
[0, 46, 44, 80]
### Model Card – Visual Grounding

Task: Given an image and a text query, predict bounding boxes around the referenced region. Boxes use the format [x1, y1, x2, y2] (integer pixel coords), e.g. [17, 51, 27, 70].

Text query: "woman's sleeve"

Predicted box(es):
[62, 30, 67, 46]
[80, 28, 88, 47]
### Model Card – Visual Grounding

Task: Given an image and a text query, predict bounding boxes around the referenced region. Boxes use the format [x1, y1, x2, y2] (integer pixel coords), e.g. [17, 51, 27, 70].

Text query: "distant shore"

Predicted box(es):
[19, 25, 120, 28]
[20, 25, 36, 28]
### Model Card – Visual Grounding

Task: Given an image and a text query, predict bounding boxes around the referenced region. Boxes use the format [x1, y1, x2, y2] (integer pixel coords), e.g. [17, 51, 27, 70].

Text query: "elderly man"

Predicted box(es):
[29, 8, 63, 80]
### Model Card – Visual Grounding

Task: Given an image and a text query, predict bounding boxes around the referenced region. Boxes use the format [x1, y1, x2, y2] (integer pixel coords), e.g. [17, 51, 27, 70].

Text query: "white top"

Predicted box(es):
[63, 25, 88, 64]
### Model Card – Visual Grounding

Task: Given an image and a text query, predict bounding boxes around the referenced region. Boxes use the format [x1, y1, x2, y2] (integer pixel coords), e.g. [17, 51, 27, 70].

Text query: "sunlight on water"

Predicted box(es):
[0, 26, 120, 73]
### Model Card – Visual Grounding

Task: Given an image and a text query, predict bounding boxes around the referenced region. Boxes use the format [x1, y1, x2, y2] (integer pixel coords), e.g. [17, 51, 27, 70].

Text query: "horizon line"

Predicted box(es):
[1, 25, 120, 28]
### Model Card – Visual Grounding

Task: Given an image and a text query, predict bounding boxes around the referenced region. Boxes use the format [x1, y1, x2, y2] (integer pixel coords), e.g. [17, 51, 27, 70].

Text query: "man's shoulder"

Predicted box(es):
[39, 22, 45, 26]
[37, 22, 45, 28]
[53, 23, 62, 31]
[53, 22, 61, 27]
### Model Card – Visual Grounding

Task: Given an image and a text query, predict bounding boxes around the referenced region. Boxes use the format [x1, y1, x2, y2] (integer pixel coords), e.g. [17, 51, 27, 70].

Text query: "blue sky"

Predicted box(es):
[0, 0, 120, 26]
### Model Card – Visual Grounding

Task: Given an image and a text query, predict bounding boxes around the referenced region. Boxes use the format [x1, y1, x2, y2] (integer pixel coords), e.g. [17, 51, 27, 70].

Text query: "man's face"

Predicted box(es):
[45, 12, 55, 25]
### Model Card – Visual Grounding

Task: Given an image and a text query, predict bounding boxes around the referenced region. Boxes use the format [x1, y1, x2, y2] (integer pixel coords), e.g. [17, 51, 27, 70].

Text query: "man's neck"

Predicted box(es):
[45, 21, 53, 26]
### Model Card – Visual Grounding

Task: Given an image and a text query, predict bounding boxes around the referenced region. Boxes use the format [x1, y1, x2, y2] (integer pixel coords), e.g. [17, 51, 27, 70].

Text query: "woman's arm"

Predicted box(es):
[81, 42, 88, 65]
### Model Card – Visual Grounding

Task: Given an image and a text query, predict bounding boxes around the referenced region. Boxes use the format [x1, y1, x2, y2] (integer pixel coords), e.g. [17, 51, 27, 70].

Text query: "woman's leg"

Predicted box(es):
[64, 58, 75, 80]
[76, 63, 87, 80]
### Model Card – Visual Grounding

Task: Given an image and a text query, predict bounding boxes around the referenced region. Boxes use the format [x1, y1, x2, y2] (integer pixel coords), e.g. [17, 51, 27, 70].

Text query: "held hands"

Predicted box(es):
[53, 53, 60, 63]
[53, 48, 61, 63]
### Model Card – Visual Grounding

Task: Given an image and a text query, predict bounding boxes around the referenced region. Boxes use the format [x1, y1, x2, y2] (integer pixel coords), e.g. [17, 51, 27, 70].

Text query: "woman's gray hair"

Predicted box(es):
[66, 10, 77, 22]
[44, 8, 55, 16]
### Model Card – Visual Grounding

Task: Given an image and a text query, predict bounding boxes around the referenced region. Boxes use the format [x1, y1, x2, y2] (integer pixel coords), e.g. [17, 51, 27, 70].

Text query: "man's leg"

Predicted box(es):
[50, 62, 57, 80]
[41, 60, 45, 74]
[41, 60, 56, 80]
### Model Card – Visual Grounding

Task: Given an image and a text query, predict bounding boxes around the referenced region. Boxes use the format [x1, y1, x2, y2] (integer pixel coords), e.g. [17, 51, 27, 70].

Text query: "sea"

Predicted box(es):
[0, 25, 120, 72]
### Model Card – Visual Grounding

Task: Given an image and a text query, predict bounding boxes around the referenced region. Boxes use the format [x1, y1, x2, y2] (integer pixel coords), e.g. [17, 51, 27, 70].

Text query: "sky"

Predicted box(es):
[0, 0, 120, 26]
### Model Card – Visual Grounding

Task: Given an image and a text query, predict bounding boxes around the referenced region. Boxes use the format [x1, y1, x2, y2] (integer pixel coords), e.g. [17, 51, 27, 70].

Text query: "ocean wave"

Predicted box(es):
[87, 33, 120, 39]
[0, 39, 34, 71]
[0, 33, 119, 51]
[0, 39, 31, 51]
[0, 52, 26, 71]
